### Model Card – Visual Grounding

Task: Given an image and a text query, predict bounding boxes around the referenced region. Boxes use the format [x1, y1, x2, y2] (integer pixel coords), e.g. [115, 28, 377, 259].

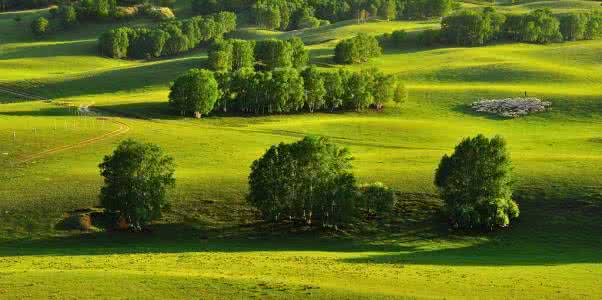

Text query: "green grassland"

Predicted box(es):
[0, 1, 601, 299]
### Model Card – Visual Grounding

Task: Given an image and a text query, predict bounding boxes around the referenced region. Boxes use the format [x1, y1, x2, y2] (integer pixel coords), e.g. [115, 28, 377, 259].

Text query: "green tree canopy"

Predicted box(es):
[169, 68, 220, 118]
[99, 139, 175, 230]
[434, 135, 519, 230]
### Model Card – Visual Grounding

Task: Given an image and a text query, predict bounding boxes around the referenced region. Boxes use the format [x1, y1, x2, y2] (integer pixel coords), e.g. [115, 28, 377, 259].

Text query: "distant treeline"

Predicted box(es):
[168, 66, 407, 118]
[1, 0, 173, 12]
[380, 8, 602, 48]
[192, 0, 456, 31]
[99, 12, 237, 59]
[0, 0, 56, 11]
[29, 0, 176, 36]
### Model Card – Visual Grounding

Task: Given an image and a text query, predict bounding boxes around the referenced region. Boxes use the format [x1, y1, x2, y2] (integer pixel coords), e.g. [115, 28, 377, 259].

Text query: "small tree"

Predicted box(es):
[393, 81, 408, 105]
[59, 5, 77, 28]
[302, 66, 326, 112]
[99, 139, 175, 230]
[230, 39, 255, 70]
[31, 16, 49, 36]
[434, 135, 519, 230]
[169, 69, 220, 118]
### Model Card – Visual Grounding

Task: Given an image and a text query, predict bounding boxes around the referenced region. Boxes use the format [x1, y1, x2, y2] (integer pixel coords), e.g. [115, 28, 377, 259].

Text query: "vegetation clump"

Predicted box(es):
[334, 33, 382, 64]
[99, 139, 175, 231]
[434, 135, 519, 230]
[471, 97, 551, 118]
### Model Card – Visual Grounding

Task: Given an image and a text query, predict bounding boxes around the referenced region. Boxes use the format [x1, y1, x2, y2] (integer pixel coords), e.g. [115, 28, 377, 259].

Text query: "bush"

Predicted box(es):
[31, 16, 49, 36]
[359, 182, 396, 216]
[99, 139, 175, 230]
[146, 6, 175, 21]
[434, 135, 519, 230]
[248, 136, 357, 226]
[334, 33, 382, 64]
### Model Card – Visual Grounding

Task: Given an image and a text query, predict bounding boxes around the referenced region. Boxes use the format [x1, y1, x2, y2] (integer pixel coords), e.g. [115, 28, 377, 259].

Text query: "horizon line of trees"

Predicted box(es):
[191, 0, 456, 32]
[439, 8, 602, 46]
[98, 11, 237, 59]
[30, 0, 176, 36]
[168, 66, 408, 118]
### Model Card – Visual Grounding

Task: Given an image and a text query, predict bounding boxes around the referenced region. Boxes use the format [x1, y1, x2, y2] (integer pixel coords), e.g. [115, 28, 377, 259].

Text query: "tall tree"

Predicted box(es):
[169, 69, 220, 118]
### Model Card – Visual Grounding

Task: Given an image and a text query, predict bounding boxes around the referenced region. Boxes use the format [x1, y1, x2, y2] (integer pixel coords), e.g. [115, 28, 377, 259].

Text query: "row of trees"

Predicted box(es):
[168, 66, 408, 118]
[207, 38, 308, 71]
[440, 8, 602, 46]
[191, 0, 455, 32]
[99, 134, 517, 231]
[30, 1, 176, 36]
[334, 33, 382, 64]
[99, 12, 237, 59]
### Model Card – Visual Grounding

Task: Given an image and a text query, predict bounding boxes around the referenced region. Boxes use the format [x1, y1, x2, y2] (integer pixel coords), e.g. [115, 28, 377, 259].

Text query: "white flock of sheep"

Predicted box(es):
[471, 97, 552, 118]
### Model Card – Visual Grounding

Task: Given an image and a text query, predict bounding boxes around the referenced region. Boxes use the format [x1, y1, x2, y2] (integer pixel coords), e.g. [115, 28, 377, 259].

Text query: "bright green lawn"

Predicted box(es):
[0, 2, 601, 299]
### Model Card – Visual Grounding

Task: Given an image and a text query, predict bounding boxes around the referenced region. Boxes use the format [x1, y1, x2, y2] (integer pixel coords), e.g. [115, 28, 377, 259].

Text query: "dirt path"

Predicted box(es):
[0, 86, 131, 164]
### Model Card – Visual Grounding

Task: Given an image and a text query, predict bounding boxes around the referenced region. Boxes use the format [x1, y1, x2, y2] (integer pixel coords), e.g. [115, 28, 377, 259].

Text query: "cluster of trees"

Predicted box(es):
[30, 0, 176, 36]
[169, 66, 408, 117]
[1, 0, 56, 11]
[435, 135, 519, 230]
[191, 0, 455, 32]
[248, 136, 396, 227]
[334, 33, 382, 64]
[440, 8, 602, 46]
[207, 37, 308, 71]
[99, 12, 237, 59]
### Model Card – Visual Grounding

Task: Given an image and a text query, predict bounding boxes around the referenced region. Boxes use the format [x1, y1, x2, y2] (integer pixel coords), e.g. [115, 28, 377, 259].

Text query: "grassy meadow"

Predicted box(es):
[0, 0, 601, 298]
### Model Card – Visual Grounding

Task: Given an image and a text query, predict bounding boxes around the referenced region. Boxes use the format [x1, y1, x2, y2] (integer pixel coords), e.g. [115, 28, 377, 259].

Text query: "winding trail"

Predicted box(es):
[0, 85, 131, 164]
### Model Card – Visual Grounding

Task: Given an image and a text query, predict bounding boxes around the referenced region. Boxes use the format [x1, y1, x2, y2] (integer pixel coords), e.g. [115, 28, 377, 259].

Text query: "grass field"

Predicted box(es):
[0, 1, 601, 299]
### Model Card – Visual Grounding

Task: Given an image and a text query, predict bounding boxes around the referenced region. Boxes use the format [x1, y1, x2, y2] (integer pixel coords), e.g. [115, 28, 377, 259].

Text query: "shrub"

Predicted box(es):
[99, 139, 175, 230]
[359, 182, 396, 216]
[31, 16, 49, 36]
[434, 135, 519, 230]
[248, 136, 357, 227]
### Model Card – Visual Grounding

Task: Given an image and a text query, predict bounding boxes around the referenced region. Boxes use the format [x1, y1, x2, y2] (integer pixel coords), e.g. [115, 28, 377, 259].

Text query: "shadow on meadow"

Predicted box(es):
[0, 190, 600, 267]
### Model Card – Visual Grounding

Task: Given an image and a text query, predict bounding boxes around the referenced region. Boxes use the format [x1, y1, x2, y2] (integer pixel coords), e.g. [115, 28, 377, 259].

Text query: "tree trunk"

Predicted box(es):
[194, 111, 201, 119]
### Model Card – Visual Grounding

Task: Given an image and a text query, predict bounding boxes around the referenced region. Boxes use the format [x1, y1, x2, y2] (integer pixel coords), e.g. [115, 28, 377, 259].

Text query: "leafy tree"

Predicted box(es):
[31, 16, 49, 36]
[59, 5, 77, 28]
[434, 135, 519, 230]
[169, 69, 220, 118]
[359, 182, 396, 216]
[161, 23, 190, 56]
[254, 39, 293, 69]
[268, 68, 305, 113]
[255, 4, 281, 29]
[191, 0, 221, 14]
[371, 69, 396, 110]
[231, 39, 255, 70]
[393, 81, 408, 105]
[127, 28, 168, 58]
[584, 11, 602, 40]
[208, 40, 233, 71]
[99, 139, 175, 230]
[379, 0, 396, 20]
[302, 66, 326, 112]
[248, 136, 357, 226]
[99, 27, 130, 58]
[289, 37, 309, 68]
[345, 69, 374, 111]
[322, 70, 345, 111]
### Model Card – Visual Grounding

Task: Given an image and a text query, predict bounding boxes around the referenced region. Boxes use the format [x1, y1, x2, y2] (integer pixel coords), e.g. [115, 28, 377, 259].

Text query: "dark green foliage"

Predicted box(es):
[434, 135, 519, 230]
[99, 12, 237, 59]
[416, 29, 440, 46]
[231, 39, 255, 70]
[503, 9, 562, 44]
[254, 39, 293, 69]
[208, 40, 234, 71]
[99, 139, 175, 230]
[441, 9, 506, 46]
[191, 0, 222, 14]
[248, 136, 357, 226]
[302, 66, 326, 112]
[289, 37, 309, 69]
[99, 27, 130, 58]
[31, 16, 49, 36]
[334, 33, 382, 64]
[559, 12, 588, 41]
[169, 69, 220, 118]
[59, 5, 77, 28]
[359, 182, 396, 216]
[322, 70, 345, 111]
[255, 3, 281, 29]
[404, 0, 453, 19]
